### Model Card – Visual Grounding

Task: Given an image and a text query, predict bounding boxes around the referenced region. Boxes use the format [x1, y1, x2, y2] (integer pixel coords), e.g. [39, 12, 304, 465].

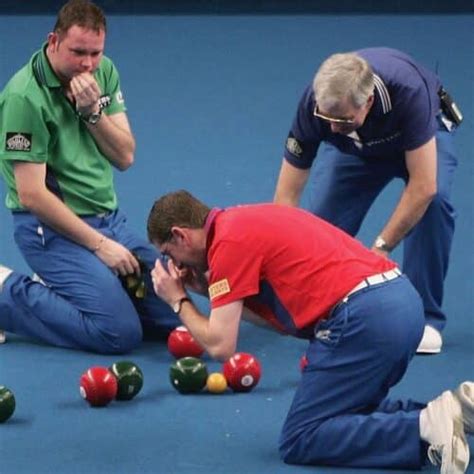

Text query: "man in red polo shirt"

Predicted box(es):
[147, 190, 471, 473]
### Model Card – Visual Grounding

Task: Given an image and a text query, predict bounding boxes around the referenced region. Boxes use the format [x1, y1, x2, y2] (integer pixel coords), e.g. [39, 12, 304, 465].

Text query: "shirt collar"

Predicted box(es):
[372, 73, 392, 114]
[204, 207, 224, 250]
[33, 43, 62, 89]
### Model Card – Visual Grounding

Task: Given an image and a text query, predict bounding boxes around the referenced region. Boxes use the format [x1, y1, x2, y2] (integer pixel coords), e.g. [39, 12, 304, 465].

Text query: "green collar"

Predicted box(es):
[33, 43, 62, 88]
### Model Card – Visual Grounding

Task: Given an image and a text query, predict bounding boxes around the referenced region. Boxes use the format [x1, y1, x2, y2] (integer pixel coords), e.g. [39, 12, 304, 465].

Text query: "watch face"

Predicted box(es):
[88, 113, 101, 124]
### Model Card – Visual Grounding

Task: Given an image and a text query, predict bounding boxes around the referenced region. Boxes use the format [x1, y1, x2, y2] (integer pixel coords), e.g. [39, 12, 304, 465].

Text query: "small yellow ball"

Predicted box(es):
[206, 372, 228, 394]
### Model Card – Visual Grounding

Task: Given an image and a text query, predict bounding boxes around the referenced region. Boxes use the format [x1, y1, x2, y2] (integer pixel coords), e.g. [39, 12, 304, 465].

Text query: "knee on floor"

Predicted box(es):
[92, 313, 143, 355]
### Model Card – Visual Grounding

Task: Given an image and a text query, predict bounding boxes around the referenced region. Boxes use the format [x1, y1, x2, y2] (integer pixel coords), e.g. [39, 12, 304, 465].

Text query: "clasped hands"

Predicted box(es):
[70, 72, 101, 117]
[151, 260, 209, 307]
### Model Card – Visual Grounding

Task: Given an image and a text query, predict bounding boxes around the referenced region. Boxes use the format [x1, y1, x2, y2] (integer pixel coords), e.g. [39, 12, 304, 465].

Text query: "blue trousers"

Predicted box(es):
[279, 275, 426, 469]
[0, 209, 179, 353]
[307, 122, 457, 331]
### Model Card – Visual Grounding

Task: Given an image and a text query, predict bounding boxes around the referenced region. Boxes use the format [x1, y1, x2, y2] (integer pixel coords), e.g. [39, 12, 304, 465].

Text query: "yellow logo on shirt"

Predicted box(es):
[209, 279, 231, 300]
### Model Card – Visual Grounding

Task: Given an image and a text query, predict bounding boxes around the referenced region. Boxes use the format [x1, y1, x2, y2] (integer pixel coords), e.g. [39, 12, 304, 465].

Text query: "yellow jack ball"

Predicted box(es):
[206, 372, 228, 394]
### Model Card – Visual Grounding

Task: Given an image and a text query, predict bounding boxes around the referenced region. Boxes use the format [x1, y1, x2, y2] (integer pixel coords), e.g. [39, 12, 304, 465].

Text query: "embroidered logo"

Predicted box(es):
[5, 132, 32, 152]
[286, 137, 303, 157]
[209, 278, 231, 300]
[116, 91, 124, 104]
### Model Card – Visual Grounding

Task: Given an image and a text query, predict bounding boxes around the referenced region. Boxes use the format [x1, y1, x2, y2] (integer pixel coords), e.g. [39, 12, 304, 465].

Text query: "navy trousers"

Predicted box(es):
[307, 121, 457, 331]
[0, 209, 179, 353]
[279, 275, 426, 469]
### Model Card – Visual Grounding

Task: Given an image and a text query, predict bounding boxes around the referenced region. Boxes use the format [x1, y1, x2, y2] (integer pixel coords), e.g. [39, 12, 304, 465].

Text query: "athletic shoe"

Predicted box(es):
[417, 325, 443, 354]
[0, 264, 13, 345]
[455, 382, 474, 434]
[421, 389, 469, 473]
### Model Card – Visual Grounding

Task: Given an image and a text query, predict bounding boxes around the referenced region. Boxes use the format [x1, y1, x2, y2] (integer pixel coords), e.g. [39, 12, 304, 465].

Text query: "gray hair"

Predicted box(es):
[313, 52, 374, 112]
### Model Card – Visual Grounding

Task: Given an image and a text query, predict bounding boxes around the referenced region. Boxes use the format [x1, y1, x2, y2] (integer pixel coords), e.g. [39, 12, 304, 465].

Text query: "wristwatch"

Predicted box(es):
[172, 296, 192, 314]
[83, 109, 102, 125]
[374, 236, 392, 252]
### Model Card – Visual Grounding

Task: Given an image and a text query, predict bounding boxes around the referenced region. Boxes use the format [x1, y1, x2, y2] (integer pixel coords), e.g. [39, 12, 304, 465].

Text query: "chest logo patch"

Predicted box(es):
[209, 278, 231, 300]
[5, 132, 32, 152]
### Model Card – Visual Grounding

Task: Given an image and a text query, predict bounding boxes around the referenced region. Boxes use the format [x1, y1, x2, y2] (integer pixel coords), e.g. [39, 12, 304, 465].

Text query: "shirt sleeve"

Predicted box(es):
[97, 57, 127, 116]
[0, 93, 49, 163]
[283, 84, 322, 169]
[208, 240, 263, 308]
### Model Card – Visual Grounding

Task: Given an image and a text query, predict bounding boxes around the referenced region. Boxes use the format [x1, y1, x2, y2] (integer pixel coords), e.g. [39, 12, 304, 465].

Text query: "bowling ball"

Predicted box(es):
[222, 352, 261, 392]
[80, 366, 117, 407]
[109, 361, 144, 401]
[169, 357, 208, 394]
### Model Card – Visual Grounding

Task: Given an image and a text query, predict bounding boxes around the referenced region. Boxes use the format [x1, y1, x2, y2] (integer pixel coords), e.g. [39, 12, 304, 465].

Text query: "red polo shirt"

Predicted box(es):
[206, 204, 396, 336]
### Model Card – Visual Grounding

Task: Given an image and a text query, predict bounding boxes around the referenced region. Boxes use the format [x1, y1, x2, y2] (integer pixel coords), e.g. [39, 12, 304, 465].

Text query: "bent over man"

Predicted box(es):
[148, 190, 472, 473]
[274, 48, 461, 354]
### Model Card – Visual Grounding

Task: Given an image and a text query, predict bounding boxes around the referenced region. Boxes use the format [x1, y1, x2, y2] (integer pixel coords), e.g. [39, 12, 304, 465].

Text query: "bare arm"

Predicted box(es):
[179, 300, 243, 361]
[372, 137, 437, 254]
[151, 259, 241, 360]
[84, 112, 135, 170]
[273, 159, 311, 207]
[14, 162, 140, 275]
[70, 73, 135, 170]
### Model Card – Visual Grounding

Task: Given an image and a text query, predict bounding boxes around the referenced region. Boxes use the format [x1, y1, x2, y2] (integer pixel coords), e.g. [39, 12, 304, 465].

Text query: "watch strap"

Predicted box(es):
[374, 236, 392, 252]
[173, 296, 192, 314]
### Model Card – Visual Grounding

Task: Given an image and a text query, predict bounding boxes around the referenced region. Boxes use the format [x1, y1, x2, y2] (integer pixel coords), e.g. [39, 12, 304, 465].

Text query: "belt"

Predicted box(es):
[341, 268, 402, 304]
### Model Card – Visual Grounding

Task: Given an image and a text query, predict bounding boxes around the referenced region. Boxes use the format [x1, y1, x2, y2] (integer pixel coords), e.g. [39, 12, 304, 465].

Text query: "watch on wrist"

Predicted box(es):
[78, 108, 102, 125]
[84, 109, 102, 125]
[374, 236, 392, 252]
[172, 296, 192, 314]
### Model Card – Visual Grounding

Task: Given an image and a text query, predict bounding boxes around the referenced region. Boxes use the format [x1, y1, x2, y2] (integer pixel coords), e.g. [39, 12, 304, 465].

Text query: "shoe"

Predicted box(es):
[0, 265, 13, 344]
[0, 264, 13, 290]
[455, 382, 474, 434]
[417, 325, 443, 354]
[421, 389, 469, 473]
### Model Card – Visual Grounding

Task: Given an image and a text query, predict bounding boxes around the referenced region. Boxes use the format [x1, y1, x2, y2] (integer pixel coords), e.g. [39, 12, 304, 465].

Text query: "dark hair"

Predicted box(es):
[147, 190, 211, 244]
[54, 0, 106, 37]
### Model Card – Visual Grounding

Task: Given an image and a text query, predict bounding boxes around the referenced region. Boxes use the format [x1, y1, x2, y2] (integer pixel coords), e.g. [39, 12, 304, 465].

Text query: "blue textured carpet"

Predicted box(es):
[1, 13, 473, 474]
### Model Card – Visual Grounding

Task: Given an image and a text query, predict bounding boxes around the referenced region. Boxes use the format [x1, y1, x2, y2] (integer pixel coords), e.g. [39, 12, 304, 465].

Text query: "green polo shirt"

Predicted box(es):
[0, 45, 126, 214]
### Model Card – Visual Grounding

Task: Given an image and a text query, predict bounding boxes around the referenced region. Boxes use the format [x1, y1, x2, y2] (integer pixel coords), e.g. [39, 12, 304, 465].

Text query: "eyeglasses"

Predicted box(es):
[159, 232, 174, 258]
[313, 106, 356, 125]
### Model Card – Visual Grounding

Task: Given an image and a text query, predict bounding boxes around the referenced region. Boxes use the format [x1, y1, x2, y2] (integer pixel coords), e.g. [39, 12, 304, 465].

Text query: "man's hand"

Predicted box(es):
[94, 237, 140, 276]
[70, 72, 101, 117]
[151, 259, 187, 306]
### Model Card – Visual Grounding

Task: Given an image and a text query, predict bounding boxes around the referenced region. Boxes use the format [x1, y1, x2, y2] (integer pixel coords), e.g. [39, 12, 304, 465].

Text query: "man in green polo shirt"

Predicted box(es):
[0, 0, 179, 353]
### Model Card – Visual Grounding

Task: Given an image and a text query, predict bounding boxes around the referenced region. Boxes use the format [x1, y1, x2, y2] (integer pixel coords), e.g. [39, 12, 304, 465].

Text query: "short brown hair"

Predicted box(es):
[54, 0, 106, 37]
[147, 190, 211, 244]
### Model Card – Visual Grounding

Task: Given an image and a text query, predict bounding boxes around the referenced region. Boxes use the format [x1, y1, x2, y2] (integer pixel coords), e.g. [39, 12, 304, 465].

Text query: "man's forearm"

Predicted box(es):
[86, 114, 135, 170]
[273, 159, 310, 207]
[375, 184, 435, 251]
[23, 189, 105, 251]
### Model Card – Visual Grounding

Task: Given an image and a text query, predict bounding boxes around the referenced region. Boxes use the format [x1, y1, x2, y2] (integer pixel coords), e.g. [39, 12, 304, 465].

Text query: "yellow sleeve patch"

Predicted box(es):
[208, 278, 231, 300]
